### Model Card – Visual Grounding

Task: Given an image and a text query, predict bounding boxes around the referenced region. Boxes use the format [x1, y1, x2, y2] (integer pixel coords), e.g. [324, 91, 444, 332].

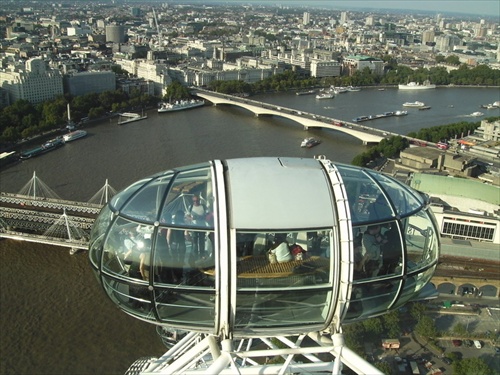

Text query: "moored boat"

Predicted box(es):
[296, 90, 315, 96]
[63, 129, 88, 142]
[394, 110, 408, 116]
[398, 79, 435, 90]
[403, 101, 425, 108]
[158, 99, 205, 113]
[117, 112, 148, 125]
[20, 137, 64, 160]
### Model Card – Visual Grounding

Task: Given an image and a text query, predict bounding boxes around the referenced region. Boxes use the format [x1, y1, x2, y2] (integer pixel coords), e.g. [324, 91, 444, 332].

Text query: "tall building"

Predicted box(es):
[422, 30, 435, 44]
[303, 12, 310, 26]
[105, 24, 126, 43]
[0, 57, 63, 105]
[340, 11, 348, 24]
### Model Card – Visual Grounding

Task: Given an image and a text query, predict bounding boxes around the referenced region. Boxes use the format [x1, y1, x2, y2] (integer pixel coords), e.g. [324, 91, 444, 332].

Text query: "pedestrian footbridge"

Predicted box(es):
[194, 90, 385, 145]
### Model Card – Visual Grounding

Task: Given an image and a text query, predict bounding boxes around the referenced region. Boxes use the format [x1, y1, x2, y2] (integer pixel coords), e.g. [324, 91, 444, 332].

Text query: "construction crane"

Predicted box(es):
[152, 7, 162, 50]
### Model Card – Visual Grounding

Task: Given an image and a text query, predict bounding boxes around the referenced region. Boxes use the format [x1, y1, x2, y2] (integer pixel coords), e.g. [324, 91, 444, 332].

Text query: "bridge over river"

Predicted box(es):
[0, 173, 115, 253]
[193, 89, 387, 145]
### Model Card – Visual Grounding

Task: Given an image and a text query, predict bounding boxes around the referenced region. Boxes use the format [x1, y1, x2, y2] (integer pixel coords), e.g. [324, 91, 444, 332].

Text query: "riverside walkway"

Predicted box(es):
[193, 88, 386, 145]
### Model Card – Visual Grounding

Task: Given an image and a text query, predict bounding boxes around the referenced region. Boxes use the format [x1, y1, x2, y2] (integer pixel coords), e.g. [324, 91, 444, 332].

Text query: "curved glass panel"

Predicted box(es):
[154, 287, 215, 328]
[335, 164, 388, 224]
[109, 177, 153, 211]
[159, 167, 214, 229]
[89, 205, 113, 268]
[353, 220, 403, 280]
[366, 170, 424, 218]
[234, 230, 333, 331]
[404, 210, 439, 273]
[396, 267, 436, 307]
[120, 174, 173, 223]
[101, 275, 154, 320]
[346, 279, 401, 321]
[102, 217, 154, 280]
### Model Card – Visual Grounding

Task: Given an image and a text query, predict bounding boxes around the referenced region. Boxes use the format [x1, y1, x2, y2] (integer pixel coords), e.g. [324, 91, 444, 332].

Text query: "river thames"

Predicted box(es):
[0, 87, 498, 374]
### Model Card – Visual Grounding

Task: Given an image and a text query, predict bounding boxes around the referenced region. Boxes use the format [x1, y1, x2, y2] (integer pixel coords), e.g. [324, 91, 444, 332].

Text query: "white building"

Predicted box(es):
[0, 57, 63, 105]
[310, 60, 341, 78]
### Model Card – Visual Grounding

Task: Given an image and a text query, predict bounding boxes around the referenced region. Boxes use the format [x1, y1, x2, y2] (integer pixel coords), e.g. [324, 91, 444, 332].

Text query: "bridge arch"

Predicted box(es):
[194, 91, 384, 145]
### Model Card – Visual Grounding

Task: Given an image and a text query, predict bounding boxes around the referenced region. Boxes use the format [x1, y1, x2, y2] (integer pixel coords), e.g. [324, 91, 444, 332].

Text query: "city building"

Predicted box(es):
[410, 173, 500, 244]
[64, 71, 116, 97]
[105, 24, 127, 44]
[310, 59, 341, 78]
[0, 57, 63, 105]
[342, 55, 384, 76]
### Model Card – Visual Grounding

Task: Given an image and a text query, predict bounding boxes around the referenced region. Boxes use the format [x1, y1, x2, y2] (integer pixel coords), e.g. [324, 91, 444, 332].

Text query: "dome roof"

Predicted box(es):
[89, 157, 439, 337]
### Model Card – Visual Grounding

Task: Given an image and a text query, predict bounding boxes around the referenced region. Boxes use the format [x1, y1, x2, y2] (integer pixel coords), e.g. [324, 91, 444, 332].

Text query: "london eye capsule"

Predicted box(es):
[88, 156, 440, 373]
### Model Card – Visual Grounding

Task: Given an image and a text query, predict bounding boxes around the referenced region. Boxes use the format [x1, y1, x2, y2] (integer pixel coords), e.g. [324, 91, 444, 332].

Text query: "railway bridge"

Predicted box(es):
[0, 172, 114, 253]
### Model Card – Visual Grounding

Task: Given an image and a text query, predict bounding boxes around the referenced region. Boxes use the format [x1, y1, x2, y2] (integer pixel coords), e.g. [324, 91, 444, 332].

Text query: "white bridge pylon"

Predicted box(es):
[18, 171, 61, 200]
[17, 172, 116, 204]
[43, 208, 90, 244]
[88, 179, 117, 205]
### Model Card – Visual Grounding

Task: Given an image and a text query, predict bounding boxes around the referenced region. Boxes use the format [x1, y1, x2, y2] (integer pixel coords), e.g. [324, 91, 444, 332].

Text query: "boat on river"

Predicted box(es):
[398, 79, 435, 90]
[158, 99, 205, 113]
[63, 130, 87, 142]
[470, 111, 484, 117]
[316, 92, 335, 100]
[117, 112, 148, 125]
[403, 101, 426, 108]
[296, 90, 315, 96]
[394, 110, 408, 116]
[300, 137, 321, 148]
[20, 137, 64, 160]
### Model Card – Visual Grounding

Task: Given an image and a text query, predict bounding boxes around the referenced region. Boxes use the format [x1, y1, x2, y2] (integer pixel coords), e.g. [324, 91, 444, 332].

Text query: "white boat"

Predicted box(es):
[346, 86, 361, 92]
[402, 101, 426, 108]
[394, 110, 408, 116]
[158, 99, 205, 113]
[63, 130, 87, 142]
[470, 111, 484, 117]
[316, 92, 335, 100]
[332, 86, 348, 94]
[117, 112, 148, 125]
[398, 79, 436, 90]
[300, 137, 321, 148]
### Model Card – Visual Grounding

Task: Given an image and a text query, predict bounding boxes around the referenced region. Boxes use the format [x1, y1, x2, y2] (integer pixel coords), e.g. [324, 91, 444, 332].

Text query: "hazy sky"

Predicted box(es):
[332, 0, 500, 17]
[245, 0, 500, 18]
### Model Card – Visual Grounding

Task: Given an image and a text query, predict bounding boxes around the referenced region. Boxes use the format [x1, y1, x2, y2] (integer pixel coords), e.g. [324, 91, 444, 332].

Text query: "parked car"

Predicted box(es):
[474, 340, 482, 349]
[463, 339, 473, 347]
[443, 358, 452, 365]
[452, 339, 462, 347]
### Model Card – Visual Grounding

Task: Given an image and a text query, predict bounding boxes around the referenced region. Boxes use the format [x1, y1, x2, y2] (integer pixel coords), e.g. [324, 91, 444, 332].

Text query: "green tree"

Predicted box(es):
[410, 302, 427, 320]
[415, 315, 437, 338]
[445, 55, 461, 65]
[375, 361, 393, 374]
[382, 309, 401, 338]
[363, 317, 384, 336]
[453, 357, 492, 375]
